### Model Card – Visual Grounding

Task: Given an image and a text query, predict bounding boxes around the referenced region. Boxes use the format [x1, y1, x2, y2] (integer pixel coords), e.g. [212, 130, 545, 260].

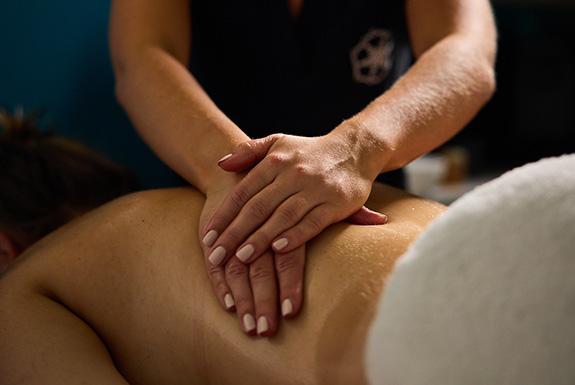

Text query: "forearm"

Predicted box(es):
[114, 48, 249, 193]
[343, 33, 496, 175]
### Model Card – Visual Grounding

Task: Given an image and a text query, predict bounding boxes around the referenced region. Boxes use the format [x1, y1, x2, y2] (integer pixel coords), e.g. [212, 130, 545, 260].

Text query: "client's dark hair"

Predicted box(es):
[0, 108, 139, 248]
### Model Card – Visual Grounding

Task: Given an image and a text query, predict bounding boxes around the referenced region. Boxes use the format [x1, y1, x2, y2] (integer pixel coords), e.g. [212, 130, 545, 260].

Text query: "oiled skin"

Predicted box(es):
[0, 184, 444, 385]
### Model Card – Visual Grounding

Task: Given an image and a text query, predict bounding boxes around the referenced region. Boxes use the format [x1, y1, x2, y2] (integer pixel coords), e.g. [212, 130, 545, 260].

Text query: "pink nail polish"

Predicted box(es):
[218, 153, 233, 164]
[202, 229, 218, 247]
[282, 299, 293, 317]
[273, 238, 289, 251]
[208, 246, 226, 266]
[224, 293, 235, 310]
[236, 244, 254, 262]
[257, 316, 269, 335]
[243, 314, 256, 332]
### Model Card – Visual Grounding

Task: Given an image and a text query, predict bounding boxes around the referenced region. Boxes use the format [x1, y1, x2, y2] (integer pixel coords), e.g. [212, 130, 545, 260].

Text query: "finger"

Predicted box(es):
[249, 251, 279, 337]
[205, 260, 236, 312]
[201, 158, 278, 250]
[224, 257, 257, 335]
[271, 204, 333, 254]
[275, 244, 305, 319]
[218, 134, 282, 173]
[234, 193, 316, 264]
[210, 182, 298, 266]
[346, 206, 388, 225]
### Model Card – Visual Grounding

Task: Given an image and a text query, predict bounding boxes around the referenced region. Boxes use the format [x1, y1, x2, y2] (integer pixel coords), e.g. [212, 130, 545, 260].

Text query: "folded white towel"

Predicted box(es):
[366, 155, 575, 385]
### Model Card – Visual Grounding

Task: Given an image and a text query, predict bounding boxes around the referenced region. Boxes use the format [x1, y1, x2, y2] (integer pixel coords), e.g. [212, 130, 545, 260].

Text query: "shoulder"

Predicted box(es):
[0, 188, 205, 290]
[98, 187, 205, 222]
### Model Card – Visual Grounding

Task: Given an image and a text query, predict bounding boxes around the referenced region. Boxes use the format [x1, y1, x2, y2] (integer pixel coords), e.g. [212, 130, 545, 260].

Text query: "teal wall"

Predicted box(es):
[1, 1, 573, 182]
[0, 0, 180, 187]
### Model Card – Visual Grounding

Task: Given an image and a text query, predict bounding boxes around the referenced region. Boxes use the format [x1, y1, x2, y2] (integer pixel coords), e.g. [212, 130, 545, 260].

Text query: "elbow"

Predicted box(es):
[111, 53, 134, 109]
[478, 36, 498, 103]
[114, 77, 129, 110]
[475, 59, 497, 105]
[483, 64, 497, 103]
[109, 44, 140, 109]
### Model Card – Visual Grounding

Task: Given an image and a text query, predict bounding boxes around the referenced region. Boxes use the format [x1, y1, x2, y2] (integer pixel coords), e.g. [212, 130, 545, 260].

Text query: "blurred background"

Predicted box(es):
[1, 0, 574, 199]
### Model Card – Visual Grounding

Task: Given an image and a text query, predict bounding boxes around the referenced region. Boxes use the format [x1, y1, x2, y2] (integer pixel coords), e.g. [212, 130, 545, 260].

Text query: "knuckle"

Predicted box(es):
[225, 260, 248, 278]
[267, 153, 287, 166]
[246, 199, 269, 220]
[306, 214, 326, 234]
[293, 164, 312, 177]
[315, 170, 330, 183]
[215, 280, 228, 295]
[230, 188, 250, 208]
[330, 181, 346, 197]
[277, 205, 300, 224]
[269, 133, 283, 141]
[207, 265, 222, 278]
[249, 263, 274, 281]
[275, 254, 300, 274]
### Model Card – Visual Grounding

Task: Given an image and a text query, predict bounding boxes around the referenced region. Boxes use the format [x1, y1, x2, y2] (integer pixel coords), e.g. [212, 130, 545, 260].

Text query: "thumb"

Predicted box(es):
[346, 206, 388, 225]
[218, 134, 281, 173]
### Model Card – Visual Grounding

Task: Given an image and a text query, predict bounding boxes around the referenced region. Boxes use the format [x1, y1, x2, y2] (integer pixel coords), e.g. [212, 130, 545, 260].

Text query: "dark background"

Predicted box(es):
[449, 0, 575, 174]
[1, 0, 573, 187]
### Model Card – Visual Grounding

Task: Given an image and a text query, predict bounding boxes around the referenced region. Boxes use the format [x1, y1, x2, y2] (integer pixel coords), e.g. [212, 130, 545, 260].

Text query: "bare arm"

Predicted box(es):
[195, 0, 497, 273]
[343, 0, 497, 174]
[109, 0, 248, 193]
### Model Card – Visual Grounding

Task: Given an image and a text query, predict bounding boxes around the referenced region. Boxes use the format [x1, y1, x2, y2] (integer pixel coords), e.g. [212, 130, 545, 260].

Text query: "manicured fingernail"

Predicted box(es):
[273, 238, 289, 251]
[257, 316, 269, 335]
[224, 293, 235, 310]
[202, 229, 218, 247]
[281, 299, 293, 317]
[208, 246, 226, 266]
[243, 313, 256, 332]
[236, 244, 254, 262]
[218, 153, 233, 164]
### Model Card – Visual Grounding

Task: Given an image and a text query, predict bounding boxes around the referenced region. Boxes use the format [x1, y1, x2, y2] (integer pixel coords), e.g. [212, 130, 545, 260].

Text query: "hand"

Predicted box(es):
[201, 130, 387, 270]
[199, 175, 305, 337]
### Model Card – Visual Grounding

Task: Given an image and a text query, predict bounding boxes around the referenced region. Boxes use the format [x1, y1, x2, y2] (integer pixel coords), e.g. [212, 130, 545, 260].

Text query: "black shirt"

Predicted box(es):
[189, 0, 411, 187]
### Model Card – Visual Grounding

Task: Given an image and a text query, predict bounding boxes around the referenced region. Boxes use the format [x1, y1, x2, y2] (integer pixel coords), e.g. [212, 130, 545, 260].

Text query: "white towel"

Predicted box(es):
[366, 155, 575, 385]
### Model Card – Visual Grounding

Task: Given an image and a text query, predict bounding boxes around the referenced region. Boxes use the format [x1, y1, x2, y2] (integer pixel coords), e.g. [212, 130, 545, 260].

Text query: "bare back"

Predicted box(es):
[0, 185, 444, 385]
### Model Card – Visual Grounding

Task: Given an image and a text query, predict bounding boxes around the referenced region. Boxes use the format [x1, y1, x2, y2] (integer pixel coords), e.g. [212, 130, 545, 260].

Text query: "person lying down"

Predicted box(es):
[1, 180, 444, 385]
[0, 111, 445, 384]
[1, 108, 573, 384]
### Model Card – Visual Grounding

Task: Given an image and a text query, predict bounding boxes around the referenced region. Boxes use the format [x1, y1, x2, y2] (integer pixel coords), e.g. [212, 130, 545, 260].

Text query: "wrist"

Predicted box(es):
[329, 119, 394, 181]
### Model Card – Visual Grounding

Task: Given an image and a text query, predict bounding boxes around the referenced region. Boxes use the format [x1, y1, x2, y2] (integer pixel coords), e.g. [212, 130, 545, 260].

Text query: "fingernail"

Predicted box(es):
[273, 238, 289, 251]
[218, 153, 233, 164]
[281, 299, 293, 317]
[236, 244, 254, 262]
[257, 316, 269, 335]
[224, 293, 235, 310]
[202, 229, 218, 247]
[243, 313, 256, 333]
[208, 246, 226, 266]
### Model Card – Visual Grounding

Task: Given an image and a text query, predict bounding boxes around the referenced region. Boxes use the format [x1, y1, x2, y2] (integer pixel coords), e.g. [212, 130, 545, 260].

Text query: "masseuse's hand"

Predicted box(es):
[200, 174, 304, 337]
[201, 130, 388, 269]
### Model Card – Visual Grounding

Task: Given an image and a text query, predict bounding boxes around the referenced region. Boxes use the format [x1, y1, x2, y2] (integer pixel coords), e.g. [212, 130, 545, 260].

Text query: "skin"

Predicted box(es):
[0, 184, 445, 385]
[204, 0, 497, 270]
[110, 0, 496, 331]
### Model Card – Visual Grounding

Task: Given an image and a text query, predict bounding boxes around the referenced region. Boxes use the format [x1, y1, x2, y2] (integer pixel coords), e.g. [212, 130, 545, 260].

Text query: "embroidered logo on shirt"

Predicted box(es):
[350, 29, 395, 86]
